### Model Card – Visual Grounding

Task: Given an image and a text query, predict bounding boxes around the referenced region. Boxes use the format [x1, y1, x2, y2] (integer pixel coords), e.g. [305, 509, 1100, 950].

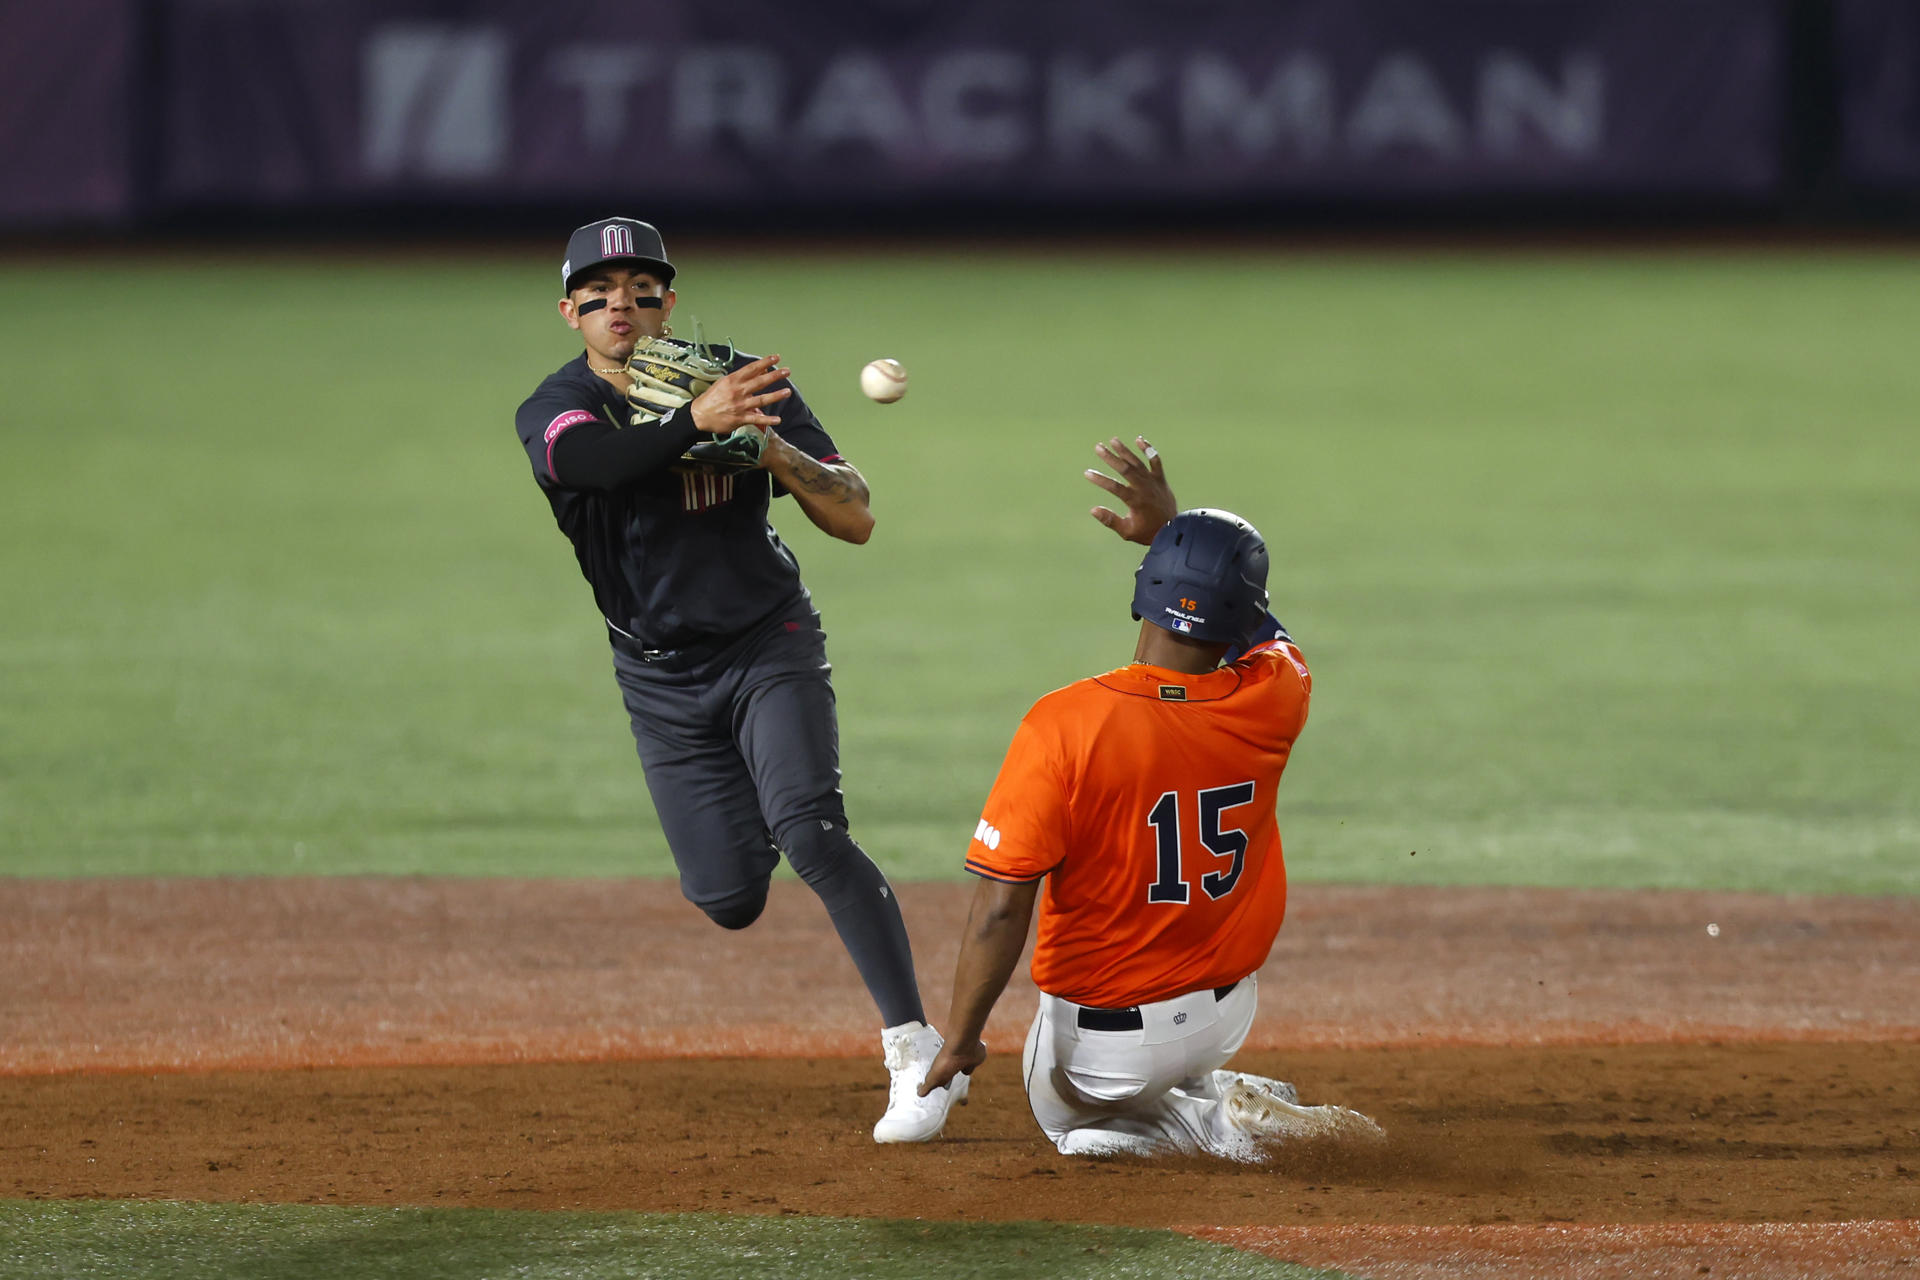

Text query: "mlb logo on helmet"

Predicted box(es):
[1168, 617, 1193, 633]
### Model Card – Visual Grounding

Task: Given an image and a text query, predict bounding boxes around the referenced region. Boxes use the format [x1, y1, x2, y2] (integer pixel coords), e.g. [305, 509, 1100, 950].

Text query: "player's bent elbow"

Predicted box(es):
[841, 511, 875, 545]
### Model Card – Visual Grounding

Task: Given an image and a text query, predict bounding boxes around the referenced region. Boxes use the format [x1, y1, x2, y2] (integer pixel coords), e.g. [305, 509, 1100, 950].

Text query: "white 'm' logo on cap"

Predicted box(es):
[602, 224, 634, 257]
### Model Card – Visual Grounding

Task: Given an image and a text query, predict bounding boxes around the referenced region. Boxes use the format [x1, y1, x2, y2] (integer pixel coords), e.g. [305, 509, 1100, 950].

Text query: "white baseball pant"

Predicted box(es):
[1020, 974, 1260, 1157]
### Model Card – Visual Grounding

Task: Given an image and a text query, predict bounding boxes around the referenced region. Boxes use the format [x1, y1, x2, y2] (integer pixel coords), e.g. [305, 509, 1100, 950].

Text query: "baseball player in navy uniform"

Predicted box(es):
[513, 217, 963, 1143]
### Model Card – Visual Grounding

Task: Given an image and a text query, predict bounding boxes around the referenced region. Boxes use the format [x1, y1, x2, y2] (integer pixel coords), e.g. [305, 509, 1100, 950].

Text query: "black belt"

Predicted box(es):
[607, 621, 736, 669]
[608, 605, 810, 669]
[1075, 980, 1240, 1032]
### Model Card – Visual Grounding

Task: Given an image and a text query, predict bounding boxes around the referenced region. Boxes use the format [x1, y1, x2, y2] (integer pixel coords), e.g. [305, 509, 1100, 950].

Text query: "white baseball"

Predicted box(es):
[860, 358, 908, 403]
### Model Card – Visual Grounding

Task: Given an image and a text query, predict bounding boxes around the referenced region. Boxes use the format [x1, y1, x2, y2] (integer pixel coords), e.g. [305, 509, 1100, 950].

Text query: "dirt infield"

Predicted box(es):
[3, 878, 1918, 1277]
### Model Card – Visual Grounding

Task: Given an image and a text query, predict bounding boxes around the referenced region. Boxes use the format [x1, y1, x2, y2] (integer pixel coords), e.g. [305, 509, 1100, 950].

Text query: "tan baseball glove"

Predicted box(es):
[623, 334, 767, 470]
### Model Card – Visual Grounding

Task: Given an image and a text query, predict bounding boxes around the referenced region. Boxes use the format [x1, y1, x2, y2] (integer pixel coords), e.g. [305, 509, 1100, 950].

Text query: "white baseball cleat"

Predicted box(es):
[1210, 1069, 1300, 1105]
[1220, 1078, 1387, 1148]
[872, 1021, 970, 1143]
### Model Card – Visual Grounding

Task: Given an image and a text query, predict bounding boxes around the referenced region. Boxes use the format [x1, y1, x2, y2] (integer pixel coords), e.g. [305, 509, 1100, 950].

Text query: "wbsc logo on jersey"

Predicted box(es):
[973, 819, 1002, 851]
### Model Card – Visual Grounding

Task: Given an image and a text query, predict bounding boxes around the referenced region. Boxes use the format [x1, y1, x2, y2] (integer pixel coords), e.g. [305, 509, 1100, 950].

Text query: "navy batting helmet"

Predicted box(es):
[1131, 509, 1270, 647]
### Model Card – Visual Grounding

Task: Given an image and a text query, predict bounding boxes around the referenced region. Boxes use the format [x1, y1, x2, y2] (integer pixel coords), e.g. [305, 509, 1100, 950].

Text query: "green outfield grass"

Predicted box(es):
[0, 1201, 1340, 1280]
[1, 247, 1915, 892]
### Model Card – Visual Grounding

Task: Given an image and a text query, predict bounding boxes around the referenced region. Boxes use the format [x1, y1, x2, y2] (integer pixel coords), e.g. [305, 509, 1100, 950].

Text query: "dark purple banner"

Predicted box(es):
[157, 0, 1780, 206]
[1838, 0, 1920, 189]
[0, 0, 138, 227]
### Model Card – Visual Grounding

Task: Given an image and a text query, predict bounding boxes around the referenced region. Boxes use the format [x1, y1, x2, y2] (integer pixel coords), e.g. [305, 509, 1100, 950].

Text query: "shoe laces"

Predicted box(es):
[883, 1029, 935, 1098]
[884, 1040, 912, 1073]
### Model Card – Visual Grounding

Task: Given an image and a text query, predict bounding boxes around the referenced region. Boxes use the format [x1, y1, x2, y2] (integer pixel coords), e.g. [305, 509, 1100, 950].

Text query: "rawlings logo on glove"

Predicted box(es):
[623, 331, 767, 471]
[623, 334, 730, 424]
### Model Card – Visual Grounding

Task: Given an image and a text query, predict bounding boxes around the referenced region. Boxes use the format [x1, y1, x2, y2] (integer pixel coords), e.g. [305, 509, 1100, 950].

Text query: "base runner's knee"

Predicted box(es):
[694, 880, 769, 931]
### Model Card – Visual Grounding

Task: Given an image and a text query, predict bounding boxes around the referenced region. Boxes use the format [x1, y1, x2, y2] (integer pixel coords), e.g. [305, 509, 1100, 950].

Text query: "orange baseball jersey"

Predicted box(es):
[964, 639, 1311, 1009]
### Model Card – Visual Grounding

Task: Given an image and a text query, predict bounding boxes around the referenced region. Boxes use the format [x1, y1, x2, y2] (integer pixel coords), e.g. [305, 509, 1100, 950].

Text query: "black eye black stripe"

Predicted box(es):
[577, 296, 664, 316]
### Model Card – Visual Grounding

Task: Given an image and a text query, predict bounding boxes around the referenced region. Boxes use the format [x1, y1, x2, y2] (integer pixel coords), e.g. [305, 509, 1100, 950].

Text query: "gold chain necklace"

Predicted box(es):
[588, 321, 670, 376]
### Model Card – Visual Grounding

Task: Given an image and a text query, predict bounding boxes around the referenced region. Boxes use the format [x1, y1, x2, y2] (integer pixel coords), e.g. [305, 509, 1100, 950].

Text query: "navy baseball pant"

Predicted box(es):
[610, 602, 924, 1028]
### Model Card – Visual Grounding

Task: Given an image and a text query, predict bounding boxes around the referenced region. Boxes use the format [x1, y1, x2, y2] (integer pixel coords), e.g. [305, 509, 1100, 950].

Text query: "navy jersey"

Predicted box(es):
[513, 352, 843, 650]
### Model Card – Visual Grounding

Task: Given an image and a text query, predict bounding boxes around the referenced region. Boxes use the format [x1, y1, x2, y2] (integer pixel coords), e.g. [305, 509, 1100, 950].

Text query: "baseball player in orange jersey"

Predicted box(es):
[916, 439, 1383, 1159]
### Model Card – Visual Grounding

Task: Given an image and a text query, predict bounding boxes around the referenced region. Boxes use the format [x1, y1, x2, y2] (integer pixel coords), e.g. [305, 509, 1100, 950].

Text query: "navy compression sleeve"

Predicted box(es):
[549, 408, 702, 491]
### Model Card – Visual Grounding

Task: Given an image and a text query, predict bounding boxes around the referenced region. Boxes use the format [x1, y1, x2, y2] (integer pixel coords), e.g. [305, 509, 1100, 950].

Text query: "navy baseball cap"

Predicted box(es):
[562, 217, 675, 294]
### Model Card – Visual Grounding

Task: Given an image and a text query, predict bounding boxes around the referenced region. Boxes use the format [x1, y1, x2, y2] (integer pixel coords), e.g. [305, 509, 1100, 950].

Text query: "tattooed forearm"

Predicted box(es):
[787, 453, 863, 504]
[768, 436, 874, 543]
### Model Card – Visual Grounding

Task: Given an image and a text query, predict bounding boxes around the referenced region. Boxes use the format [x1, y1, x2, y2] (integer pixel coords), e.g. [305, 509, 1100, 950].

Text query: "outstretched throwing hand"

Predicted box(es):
[690, 352, 792, 435]
[1086, 436, 1177, 546]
